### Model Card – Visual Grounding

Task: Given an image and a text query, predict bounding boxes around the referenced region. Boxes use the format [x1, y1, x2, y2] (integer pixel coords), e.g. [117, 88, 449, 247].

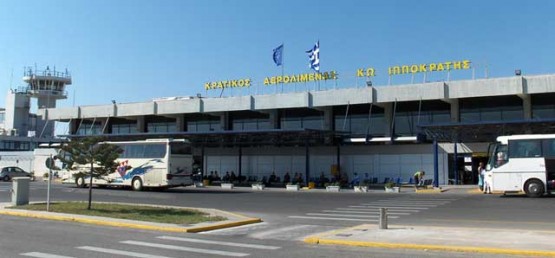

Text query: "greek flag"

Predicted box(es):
[306, 41, 320, 71]
[273, 44, 284, 66]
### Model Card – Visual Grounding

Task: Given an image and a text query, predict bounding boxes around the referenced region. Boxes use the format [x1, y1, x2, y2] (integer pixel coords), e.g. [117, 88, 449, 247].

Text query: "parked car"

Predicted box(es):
[0, 167, 35, 181]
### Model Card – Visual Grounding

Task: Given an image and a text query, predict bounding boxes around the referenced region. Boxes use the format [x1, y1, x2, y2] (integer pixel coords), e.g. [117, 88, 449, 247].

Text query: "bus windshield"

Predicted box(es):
[486, 143, 508, 170]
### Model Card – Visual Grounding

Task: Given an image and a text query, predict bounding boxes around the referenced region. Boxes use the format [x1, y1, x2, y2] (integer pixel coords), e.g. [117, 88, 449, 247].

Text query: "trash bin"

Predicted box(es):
[12, 177, 30, 206]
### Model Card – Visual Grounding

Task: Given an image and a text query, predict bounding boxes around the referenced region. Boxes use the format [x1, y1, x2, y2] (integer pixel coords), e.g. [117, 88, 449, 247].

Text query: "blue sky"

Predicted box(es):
[0, 0, 554, 110]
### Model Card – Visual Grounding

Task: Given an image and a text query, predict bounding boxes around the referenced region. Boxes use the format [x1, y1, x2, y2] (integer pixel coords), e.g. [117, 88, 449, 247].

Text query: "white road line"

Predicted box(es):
[367, 202, 450, 205]
[288, 216, 379, 222]
[121, 240, 249, 257]
[245, 224, 314, 239]
[349, 205, 429, 210]
[321, 210, 412, 215]
[20, 252, 75, 258]
[337, 208, 421, 212]
[362, 203, 439, 207]
[305, 213, 400, 219]
[157, 236, 281, 250]
[77, 246, 172, 258]
[369, 201, 451, 204]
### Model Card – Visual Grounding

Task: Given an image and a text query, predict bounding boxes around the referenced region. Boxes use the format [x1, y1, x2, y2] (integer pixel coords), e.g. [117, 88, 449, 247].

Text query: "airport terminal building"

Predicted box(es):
[40, 70, 555, 186]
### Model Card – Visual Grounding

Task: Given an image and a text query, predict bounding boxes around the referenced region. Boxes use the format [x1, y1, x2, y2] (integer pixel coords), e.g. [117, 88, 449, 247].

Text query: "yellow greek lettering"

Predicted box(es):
[366, 68, 375, 77]
[357, 69, 364, 77]
[437, 63, 444, 71]
[463, 60, 470, 69]
[410, 65, 418, 73]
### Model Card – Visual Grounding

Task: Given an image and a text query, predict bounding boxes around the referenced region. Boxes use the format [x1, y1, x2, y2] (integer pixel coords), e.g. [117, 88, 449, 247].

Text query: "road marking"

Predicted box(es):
[77, 246, 172, 258]
[288, 216, 378, 222]
[337, 208, 421, 212]
[305, 213, 400, 219]
[361, 203, 439, 207]
[20, 252, 75, 258]
[321, 210, 411, 215]
[349, 205, 429, 210]
[157, 236, 281, 250]
[246, 224, 313, 239]
[121, 240, 249, 257]
[368, 201, 450, 204]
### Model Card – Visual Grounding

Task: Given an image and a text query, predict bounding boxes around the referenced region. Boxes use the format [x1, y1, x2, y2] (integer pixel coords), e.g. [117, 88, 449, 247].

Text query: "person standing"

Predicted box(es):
[478, 162, 485, 191]
[481, 162, 493, 194]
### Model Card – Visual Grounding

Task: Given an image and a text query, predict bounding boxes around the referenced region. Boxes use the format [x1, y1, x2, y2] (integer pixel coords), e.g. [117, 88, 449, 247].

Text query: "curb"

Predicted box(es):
[304, 237, 555, 257]
[0, 204, 262, 233]
[415, 188, 444, 194]
[303, 225, 555, 257]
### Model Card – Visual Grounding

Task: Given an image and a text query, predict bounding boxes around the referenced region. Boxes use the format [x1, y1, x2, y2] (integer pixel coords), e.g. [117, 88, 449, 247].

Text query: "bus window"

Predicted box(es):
[509, 140, 541, 158]
[144, 144, 166, 158]
[170, 143, 192, 155]
[543, 139, 555, 158]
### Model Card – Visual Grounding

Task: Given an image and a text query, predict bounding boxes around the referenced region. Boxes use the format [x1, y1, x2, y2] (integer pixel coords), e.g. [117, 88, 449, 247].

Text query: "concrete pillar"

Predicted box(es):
[267, 110, 280, 129]
[450, 99, 460, 123]
[382, 103, 393, 136]
[137, 116, 146, 133]
[321, 107, 333, 131]
[69, 120, 79, 135]
[176, 115, 185, 132]
[220, 112, 230, 131]
[521, 94, 532, 120]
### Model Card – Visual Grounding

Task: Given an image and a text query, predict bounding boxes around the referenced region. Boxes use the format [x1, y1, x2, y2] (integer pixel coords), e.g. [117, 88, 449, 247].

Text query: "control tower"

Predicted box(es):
[23, 66, 72, 137]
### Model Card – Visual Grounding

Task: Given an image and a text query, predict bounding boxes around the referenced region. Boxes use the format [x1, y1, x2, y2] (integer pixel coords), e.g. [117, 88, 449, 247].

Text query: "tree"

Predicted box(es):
[58, 137, 122, 210]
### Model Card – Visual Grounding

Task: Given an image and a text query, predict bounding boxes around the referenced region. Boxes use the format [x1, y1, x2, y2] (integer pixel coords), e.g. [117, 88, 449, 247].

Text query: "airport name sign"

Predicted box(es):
[204, 59, 471, 90]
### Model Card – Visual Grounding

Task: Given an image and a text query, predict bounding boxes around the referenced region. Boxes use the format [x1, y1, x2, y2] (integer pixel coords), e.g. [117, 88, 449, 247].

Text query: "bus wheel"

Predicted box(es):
[525, 179, 544, 198]
[75, 177, 86, 188]
[132, 177, 143, 191]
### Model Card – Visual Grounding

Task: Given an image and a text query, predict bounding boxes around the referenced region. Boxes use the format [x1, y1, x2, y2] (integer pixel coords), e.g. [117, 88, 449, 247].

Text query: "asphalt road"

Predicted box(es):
[0, 181, 553, 257]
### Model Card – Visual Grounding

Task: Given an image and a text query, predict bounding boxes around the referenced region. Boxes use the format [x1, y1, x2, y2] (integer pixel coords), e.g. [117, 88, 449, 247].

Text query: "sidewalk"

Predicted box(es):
[195, 184, 481, 194]
[0, 202, 261, 233]
[304, 224, 555, 257]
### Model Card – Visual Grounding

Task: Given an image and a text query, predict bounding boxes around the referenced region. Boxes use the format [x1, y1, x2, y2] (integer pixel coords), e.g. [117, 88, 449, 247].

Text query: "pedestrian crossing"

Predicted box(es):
[20, 235, 281, 257]
[288, 196, 459, 223]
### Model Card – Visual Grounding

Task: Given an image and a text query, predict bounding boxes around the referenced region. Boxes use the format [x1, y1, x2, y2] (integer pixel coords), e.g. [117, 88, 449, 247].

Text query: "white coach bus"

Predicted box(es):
[66, 139, 195, 191]
[486, 134, 555, 197]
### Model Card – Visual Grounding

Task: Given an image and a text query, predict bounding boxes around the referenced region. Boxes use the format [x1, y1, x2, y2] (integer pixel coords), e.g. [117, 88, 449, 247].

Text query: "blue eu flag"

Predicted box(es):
[273, 44, 284, 66]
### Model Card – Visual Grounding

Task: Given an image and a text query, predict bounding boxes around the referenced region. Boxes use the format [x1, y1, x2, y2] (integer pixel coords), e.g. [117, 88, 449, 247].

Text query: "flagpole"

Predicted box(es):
[281, 43, 284, 93]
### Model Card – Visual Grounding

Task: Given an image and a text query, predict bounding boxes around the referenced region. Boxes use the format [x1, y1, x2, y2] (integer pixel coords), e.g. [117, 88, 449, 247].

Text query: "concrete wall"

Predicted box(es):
[157, 98, 200, 114]
[447, 77, 523, 98]
[204, 96, 253, 112]
[525, 75, 555, 94]
[311, 88, 372, 107]
[253, 92, 309, 110]
[42, 74, 555, 120]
